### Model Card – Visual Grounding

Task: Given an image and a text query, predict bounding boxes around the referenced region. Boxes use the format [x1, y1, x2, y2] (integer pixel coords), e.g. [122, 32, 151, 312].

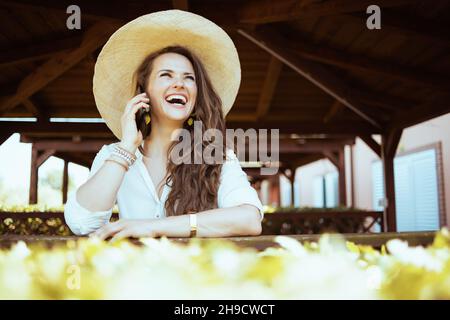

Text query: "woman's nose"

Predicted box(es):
[172, 76, 185, 88]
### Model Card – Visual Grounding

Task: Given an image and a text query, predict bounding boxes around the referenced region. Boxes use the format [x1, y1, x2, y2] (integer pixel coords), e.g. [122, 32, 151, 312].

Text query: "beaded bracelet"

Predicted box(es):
[112, 145, 136, 166]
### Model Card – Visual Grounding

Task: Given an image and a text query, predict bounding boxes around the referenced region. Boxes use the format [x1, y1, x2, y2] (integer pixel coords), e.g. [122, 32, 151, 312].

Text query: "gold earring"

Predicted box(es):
[145, 113, 151, 125]
[187, 116, 194, 126]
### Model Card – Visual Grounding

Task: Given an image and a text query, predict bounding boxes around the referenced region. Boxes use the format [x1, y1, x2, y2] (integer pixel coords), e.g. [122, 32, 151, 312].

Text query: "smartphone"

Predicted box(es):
[135, 85, 151, 139]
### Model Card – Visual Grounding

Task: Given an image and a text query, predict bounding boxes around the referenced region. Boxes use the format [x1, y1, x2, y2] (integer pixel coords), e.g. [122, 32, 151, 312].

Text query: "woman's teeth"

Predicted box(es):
[165, 94, 187, 105]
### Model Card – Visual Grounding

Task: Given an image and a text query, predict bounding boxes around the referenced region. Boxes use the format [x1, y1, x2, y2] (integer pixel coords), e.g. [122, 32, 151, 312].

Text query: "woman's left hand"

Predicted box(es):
[90, 219, 159, 241]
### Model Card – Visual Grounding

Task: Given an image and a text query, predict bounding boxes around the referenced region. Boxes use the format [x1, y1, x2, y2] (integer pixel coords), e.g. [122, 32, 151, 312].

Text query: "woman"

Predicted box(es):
[64, 10, 263, 240]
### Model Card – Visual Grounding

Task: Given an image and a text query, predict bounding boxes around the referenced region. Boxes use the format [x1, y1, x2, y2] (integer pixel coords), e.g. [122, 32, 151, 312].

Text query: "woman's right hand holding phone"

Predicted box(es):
[119, 92, 150, 153]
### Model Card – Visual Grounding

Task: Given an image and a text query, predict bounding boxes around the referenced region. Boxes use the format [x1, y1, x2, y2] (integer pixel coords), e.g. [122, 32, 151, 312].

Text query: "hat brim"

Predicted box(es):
[93, 10, 241, 140]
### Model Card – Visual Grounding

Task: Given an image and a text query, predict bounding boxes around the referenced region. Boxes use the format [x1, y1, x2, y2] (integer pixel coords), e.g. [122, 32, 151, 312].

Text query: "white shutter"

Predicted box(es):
[394, 156, 416, 232]
[325, 172, 338, 207]
[372, 148, 440, 232]
[410, 149, 439, 230]
[371, 161, 384, 211]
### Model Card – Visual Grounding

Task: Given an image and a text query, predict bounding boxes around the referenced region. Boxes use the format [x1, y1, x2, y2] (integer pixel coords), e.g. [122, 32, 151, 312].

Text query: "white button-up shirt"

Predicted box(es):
[64, 143, 264, 235]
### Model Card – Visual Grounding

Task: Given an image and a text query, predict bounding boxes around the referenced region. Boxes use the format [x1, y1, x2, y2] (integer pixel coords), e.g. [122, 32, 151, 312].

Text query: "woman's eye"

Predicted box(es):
[186, 76, 195, 80]
[161, 73, 171, 77]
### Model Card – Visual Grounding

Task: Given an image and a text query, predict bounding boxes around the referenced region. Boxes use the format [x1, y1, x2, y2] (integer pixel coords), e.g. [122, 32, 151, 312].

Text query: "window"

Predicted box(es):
[372, 147, 442, 232]
[313, 172, 338, 208]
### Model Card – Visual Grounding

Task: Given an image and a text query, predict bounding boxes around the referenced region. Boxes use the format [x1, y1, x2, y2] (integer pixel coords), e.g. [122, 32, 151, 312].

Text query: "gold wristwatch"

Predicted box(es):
[189, 213, 197, 237]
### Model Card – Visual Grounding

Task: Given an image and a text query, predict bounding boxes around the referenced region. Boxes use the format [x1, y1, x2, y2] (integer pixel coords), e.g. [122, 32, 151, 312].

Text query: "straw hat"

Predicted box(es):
[93, 9, 241, 140]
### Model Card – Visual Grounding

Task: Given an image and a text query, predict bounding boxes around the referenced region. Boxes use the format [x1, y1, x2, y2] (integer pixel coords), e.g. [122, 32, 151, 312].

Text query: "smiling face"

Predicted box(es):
[145, 52, 197, 123]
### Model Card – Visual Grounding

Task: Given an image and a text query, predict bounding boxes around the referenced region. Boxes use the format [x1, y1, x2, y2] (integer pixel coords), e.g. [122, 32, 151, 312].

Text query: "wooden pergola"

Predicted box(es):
[0, 0, 449, 232]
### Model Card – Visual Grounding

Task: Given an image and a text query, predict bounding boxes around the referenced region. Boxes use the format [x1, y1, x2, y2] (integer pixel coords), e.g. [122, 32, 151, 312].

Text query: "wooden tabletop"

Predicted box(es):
[0, 231, 437, 250]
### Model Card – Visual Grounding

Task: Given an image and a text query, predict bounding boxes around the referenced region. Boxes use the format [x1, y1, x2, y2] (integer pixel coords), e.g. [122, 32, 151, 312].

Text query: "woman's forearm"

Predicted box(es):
[76, 160, 125, 212]
[77, 143, 135, 212]
[154, 204, 262, 237]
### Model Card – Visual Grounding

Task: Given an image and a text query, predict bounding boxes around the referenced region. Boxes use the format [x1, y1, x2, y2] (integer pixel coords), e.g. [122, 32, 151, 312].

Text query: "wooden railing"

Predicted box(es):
[262, 210, 384, 234]
[0, 212, 118, 236]
[0, 232, 436, 251]
[0, 210, 383, 236]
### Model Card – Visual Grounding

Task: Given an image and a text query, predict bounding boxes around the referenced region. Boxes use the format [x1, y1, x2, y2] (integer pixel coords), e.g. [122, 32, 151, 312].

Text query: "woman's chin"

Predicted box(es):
[161, 104, 192, 122]
[161, 110, 189, 123]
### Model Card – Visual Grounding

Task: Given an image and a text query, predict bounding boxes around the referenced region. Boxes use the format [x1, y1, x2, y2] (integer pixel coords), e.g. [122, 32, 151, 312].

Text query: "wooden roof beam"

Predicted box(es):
[359, 135, 381, 157]
[36, 149, 56, 167]
[0, 22, 116, 116]
[241, 138, 354, 155]
[1, 1, 237, 28]
[238, 0, 449, 48]
[257, 56, 283, 120]
[3, 119, 380, 135]
[226, 120, 380, 134]
[32, 139, 113, 152]
[22, 99, 49, 122]
[0, 0, 129, 22]
[323, 100, 344, 123]
[0, 33, 83, 68]
[389, 96, 450, 130]
[350, 90, 412, 112]
[238, 27, 383, 129]
[239, 0, 411, 24]
[324, 13, 450, 49]
[53, 151, 93, 168]
[322, 150, 339, 168]
[2, 121, 111, 135]
[290, 154, 325, 168]
[357, 11, 450, 48]
[289, 35, 450, 93]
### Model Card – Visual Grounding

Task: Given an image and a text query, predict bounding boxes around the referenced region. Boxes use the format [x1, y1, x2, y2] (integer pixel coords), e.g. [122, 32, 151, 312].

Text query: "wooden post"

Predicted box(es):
[323, 149, 347, 207]
[269, 174, 280, 207]
[62, 160, 69, 204]
[349, 145, 355, 208]
[286, 168, 296, 207]
[29, 145, 56, 205]
[337, 148, 347, 206]
[290, 176, 294, 206]
[381, 129, 403, 232]
[29, 145, 38, 204]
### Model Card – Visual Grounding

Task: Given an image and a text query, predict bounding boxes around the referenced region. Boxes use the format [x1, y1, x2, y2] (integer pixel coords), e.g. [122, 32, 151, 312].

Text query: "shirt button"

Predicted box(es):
[156, 214, 160, 218]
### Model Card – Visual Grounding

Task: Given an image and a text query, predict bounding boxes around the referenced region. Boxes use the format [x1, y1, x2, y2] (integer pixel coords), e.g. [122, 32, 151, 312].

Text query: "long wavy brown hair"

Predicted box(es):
[134, 46, 227, 216]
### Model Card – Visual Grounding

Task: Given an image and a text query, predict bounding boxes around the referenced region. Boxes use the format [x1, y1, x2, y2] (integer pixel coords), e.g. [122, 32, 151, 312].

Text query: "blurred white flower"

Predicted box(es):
[387, 240, 443, 271]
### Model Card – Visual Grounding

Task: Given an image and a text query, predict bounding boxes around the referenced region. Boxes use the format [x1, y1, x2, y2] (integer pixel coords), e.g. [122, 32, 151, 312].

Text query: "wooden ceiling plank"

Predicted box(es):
[389, 96, 450, 130]
[172, 0, 189, 11]
[290, 35, 450, 92]
[374, 11, 450, 48]
[0, 33, 83, 68]
[239, 0, 411, 24]
[0, 0, 124, 22]
[323, 100, 344, 123]
[0, 21, 115, 116]
[257, 56, 283, 119]
[238, 27, 382, 128]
